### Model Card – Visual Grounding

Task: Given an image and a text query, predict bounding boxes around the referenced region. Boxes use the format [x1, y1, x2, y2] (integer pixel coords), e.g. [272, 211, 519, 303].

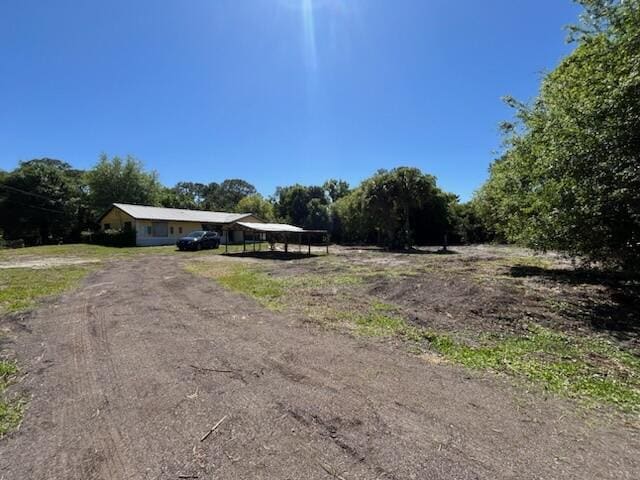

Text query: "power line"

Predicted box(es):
[3, 197, 66, 215]
[0, 183, 65, 203]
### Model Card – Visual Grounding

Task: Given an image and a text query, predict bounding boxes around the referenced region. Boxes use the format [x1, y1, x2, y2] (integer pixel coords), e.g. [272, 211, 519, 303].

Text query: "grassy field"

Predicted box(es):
[187, 245, 640, 413]
[0, 243, 177, 261]
[0, 265, 98, 314]
[0, 242, 270, 261]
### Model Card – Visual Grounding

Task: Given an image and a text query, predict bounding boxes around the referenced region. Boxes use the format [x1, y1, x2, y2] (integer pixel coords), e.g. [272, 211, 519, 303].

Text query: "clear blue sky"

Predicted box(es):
[0, 0, 581, 201]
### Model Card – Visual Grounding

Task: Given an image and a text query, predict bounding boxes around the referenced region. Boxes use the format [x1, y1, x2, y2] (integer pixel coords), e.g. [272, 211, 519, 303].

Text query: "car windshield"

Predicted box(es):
[186, 231, 206, 238]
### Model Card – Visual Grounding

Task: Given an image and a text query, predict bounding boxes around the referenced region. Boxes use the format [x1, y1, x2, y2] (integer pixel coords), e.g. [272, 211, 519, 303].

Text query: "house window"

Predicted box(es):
[104, 223, 111, 230]
[170, 226, 174, 235]
[146, 226, 152, 235]
[151, 222, 168, 237]
[178, 227, 183, 234]
[124, 221, 132, 231]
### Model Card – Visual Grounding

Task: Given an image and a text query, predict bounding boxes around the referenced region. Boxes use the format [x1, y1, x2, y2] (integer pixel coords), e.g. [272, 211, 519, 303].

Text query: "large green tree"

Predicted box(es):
[235, 193, 275, 221]
[331, 167, 452, 248]
[85, 154, 162, 216]
[161, 181, 208, 209]
[274, 184, 330, 229]
[0, 159, 86, 244]
[477, 0, 640, 269]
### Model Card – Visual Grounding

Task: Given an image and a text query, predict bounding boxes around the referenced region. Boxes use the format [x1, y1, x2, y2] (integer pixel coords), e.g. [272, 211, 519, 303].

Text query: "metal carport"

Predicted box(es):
[222, 222, 328, 256]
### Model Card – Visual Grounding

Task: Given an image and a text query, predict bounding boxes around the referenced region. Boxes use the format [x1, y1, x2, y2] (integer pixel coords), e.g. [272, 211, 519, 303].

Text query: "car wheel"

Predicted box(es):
[197, 243, 202, 251]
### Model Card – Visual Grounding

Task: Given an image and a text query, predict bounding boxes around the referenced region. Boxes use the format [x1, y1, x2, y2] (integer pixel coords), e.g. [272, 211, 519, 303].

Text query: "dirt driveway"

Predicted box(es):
[1, 255, 638, 479]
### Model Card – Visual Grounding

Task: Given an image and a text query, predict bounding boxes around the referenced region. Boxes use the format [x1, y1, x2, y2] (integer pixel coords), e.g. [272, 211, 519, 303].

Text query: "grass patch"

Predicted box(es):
[426, 326, 640, 413]
[218, 267, 284, 309]
[0, 399, 24, 437]
[354, 302, 407, 337]
[186, 262, 285, 309]
[0, 243, 180, 261]
[0, 360, 18, 389]
[0, 360, 23, 436]
[0, 265, 96, 313]
[352, 302, 426, 341]
[0, 242, 270, 261]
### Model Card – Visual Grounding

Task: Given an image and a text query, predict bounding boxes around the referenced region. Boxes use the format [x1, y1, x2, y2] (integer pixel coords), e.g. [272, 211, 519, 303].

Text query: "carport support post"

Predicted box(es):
[326, 235, 329, 255]
[225, 232, 228, 253]
[284, 234, 288, 253]
[243, 234, 246, 252]
[308, 234, 311, 257]
[253, 233, 256, 252]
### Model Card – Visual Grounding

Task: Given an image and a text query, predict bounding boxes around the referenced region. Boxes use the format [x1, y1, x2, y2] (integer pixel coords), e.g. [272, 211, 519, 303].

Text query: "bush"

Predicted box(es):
[4, 239, 25, 249]
[82, 229, 136, 247]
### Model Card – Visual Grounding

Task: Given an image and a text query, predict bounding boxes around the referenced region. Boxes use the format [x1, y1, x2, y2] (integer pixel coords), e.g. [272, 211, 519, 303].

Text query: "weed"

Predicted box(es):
[0, 360, 18, 389]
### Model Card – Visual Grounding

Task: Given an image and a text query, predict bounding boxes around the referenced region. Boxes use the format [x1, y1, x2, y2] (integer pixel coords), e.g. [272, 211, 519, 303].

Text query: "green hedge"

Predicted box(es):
[82, 229, 136, 247]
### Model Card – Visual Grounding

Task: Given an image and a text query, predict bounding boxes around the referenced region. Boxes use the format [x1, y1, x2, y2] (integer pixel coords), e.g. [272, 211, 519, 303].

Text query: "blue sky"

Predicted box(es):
[0, 0, 581, 201]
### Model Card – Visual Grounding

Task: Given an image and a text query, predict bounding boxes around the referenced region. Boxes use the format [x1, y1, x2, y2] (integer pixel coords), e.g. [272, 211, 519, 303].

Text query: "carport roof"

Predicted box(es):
[232, 221, 326, 234]
[108, 203, 254, 224]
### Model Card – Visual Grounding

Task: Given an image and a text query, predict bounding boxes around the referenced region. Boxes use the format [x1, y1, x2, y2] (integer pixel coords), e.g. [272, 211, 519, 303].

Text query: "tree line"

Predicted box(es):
[0, 154, 480, 248]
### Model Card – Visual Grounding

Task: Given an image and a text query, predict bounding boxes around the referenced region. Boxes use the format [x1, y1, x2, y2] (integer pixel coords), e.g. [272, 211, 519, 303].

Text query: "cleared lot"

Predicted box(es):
[0, 246, 638, 479]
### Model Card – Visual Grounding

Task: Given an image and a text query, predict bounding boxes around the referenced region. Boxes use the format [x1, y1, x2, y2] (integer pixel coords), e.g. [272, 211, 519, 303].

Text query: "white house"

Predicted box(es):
[97, 203, 263, 246]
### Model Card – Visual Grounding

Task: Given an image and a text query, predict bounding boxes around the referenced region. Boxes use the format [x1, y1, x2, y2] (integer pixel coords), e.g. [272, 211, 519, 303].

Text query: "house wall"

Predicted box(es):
[134, 221, 250, 246]
[100, 208, 135, 231]
[134, 220, 203, 246]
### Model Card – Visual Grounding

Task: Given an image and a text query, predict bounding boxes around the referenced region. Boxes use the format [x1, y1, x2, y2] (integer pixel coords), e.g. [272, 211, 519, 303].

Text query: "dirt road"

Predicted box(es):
[1, 255, 638, 479]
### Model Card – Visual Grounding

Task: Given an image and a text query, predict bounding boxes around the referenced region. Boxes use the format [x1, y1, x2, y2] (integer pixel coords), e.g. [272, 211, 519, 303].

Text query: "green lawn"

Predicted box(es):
[0, 243, 177, 261]
[0, 242, 268, 262]
[0, 265, 98, 314]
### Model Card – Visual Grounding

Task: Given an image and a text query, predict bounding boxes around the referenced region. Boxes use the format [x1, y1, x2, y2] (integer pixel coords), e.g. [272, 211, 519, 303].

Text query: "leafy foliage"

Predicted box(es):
[274, 184, 331, 230]
[477, 0, 640, 269]
[85, 154, 162, 216]
[235, 194, 275, 221]
[332, 167, 453, 248]
[0, 159, 86, 244]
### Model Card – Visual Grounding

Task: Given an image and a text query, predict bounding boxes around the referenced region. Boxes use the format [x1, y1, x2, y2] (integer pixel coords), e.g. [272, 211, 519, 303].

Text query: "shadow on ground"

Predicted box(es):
[221, 251, 324, 261]
[341, 246, 459, 255]
[510, 265, 640, 346]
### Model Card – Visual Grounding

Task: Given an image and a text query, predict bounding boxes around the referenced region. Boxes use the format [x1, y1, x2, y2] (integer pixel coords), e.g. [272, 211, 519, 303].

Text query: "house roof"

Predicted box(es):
[106, 203, 255, 224]
[233, 221, 326, 234]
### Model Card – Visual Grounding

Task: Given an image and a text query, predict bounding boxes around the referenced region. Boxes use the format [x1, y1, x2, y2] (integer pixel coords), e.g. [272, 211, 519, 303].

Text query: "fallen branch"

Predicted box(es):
[200, 415, 228, 442]
[178, 475, 198, 479]
[190, 364, 234, 374]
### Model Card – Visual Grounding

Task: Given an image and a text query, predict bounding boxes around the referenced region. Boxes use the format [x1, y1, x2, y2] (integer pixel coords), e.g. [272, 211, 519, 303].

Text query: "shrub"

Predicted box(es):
[83, 229, 136, 247]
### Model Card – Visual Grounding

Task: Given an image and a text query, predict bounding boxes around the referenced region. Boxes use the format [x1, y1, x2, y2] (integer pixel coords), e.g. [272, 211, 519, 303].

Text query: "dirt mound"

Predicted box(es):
[369, 273, 534, 334]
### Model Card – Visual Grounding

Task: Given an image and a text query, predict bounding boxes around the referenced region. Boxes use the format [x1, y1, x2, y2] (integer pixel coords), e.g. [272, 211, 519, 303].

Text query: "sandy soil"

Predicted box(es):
[1, 254, 639, 479]
[0, 256, 101, 269]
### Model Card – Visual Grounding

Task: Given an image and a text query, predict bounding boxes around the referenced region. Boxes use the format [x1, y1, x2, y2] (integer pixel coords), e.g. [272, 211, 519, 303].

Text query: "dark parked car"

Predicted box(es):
[176, 231, 220, 251]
